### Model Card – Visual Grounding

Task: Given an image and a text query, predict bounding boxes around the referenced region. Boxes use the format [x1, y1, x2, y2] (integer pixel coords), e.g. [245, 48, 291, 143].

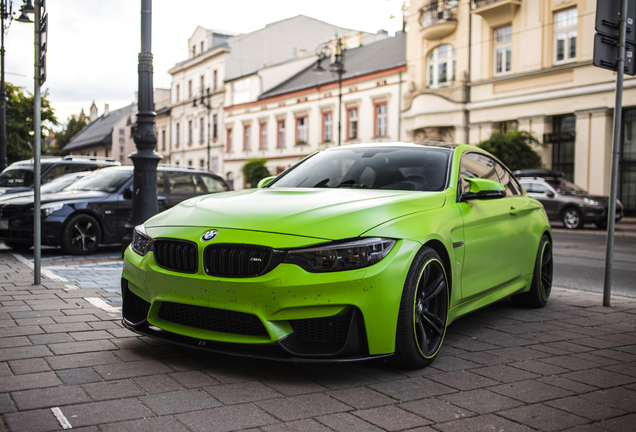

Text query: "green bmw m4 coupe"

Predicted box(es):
[122, 143, 553, 369]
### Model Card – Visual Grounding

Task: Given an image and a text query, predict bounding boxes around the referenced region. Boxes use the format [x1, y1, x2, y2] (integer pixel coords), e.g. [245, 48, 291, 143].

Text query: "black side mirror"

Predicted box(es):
[545, 191, 555, 198]
[122, 185, 133, 200]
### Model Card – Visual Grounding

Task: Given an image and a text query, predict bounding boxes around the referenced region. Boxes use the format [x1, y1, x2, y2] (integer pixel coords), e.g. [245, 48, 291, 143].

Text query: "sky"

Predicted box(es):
[4, 0, 407, 131]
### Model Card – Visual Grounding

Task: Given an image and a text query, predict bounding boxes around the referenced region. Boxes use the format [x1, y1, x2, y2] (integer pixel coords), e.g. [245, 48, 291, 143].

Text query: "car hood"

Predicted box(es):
[145, 188, 446, 240]
[0, 190, 110, 207]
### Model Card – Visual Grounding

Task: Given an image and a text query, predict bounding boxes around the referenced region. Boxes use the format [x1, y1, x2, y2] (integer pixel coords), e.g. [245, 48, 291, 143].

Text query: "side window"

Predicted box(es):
[157, 173, 164, 194]
[194, 175, 206, 193]
[41, 165, 67, 183]
[167, 172, 195, 193]
[459, 152, 498, 193]
[525, 182, 550, 194]
[200, 175, 229, 192]
[494, 162, 521, 196]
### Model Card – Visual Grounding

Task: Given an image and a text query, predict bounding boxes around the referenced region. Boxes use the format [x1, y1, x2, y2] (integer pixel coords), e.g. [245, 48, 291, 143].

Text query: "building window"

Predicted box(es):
[119, 128, 125, 135]
[175, 160, 180, 166]
[277, 119, 285, 148]
[200, 159, 205, 168]
[188, 80, 192, 99]
[295, 115, 308, 145]
[213, 114, 218, 139]
[213, 70, 218, 90]
[161, 130, 166, 151]
[200, 117, 205, 143]
[259, 122, 267, 150]
[192, 45, 196, 57]
[347, 107, 358, 140]
[427, 44, 456, 87]
[322, 111, 332, 142]
[176, 85, 180, 103]
[175, 122, 180, 148]
[375, 102, 387, 137]
[620, 109, 636, 216]
[188, 120, 193, 145]
[494, 26, 512, 75]
[226, 128, 233, 152]
[555, 8, 577, 63]
[212, 157, 219, 172]
[552, 115, 576, 182]
[200, 41, 204, 54]
[200, 75, 205, 92]
[188, 160, 193, 167]
[243, 124, 251, 151]
[233, 78, 250, 105]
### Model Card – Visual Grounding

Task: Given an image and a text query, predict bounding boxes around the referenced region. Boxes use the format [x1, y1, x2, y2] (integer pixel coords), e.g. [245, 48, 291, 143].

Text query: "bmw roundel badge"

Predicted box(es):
[201, 230, 218, 241]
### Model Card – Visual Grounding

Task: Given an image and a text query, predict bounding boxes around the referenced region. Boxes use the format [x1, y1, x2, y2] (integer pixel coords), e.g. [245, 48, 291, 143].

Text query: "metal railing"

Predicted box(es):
[419, 1, 458, 29]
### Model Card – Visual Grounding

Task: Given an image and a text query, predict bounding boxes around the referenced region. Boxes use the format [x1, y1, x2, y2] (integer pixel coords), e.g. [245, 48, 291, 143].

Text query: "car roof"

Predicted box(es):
[94, 165, 224, 177]
[11, 156, 121, 166]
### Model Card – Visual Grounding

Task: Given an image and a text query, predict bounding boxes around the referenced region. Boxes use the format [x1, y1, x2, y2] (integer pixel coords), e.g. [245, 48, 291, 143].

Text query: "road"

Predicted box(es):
[552, 227, 636, 299]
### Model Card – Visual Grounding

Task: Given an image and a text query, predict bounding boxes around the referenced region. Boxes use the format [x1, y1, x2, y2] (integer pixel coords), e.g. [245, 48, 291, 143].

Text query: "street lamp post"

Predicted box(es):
[0, 0, 33, 171]
[192, 87, 212, 171]
[124, 0, 161, 248]
[313, 37, 346, 146]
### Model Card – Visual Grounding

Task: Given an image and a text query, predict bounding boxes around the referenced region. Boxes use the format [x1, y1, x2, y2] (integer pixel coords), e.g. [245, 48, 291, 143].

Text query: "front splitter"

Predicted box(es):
[122, 318, 392, 363]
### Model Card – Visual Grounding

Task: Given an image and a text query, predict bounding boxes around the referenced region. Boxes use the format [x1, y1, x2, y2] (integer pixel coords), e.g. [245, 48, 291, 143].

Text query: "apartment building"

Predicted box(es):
[404, 0, 636, 216]
[223, 33, 406, 189]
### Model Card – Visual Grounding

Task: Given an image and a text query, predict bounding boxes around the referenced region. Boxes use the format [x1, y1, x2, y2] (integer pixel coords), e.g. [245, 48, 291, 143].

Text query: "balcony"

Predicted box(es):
[472, 0, 521, 27]
[419, 1, 458, 41]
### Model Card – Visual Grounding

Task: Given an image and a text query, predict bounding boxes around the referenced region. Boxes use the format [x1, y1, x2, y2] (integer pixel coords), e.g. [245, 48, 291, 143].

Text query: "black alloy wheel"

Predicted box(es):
[562, 207, 584, 229]
[392, 247, 449, 369]
[512, 234, 553, 308]
[61, 214, 102, 255]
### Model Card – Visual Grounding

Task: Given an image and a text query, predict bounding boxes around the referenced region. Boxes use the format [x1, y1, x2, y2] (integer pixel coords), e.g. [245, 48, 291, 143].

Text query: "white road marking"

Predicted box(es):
[85, 297, 122, 315]
[11, 253, 69, 282]
[51, 407, 72, 429]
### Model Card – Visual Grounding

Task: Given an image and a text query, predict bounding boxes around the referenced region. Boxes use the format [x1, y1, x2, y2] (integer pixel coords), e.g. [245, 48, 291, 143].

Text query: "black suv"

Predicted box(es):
[0, 156, 121, 196]
[513, 169, 624, 229]
[0, 165, 231, 254]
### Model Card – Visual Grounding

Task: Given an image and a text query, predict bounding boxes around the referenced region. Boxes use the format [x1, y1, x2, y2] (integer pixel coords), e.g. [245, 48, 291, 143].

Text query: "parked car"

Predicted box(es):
[0, 155, 121, 196]
[122, 143, 552, 369]
[0, 165, 230, 254]
[513, 169, 623, 229]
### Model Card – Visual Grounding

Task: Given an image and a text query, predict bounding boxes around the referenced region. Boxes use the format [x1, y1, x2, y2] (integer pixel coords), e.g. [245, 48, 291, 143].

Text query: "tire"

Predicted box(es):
[562, 207, 584, 229]
[511, 234, 553, 308]
[392, 247, 449, 369]
[61, 213, 101, 255]
[4, 242, 32, 251]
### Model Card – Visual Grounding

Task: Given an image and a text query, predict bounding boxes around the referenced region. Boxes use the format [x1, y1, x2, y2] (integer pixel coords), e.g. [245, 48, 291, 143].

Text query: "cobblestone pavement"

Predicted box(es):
[1, 249, 636, 431]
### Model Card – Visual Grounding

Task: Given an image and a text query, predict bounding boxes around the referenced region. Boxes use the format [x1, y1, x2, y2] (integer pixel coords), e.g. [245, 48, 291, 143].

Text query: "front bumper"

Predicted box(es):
[121, 228, 418, 361]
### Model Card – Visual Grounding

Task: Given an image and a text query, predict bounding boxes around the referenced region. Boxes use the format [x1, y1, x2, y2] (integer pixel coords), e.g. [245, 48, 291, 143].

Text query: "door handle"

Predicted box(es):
[510, 206, 518, 216]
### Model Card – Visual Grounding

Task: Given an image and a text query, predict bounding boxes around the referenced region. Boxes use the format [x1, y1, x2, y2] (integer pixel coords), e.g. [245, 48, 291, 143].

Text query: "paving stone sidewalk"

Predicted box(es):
[1, 250, 636, 432]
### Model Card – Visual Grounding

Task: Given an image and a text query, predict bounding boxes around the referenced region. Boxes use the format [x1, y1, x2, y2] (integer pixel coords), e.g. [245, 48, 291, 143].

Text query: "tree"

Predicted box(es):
[241, 158, 271, 188]
[477, 130, 544, 171]
[6, 82, 59, 164]
[55, 114, 90, 153]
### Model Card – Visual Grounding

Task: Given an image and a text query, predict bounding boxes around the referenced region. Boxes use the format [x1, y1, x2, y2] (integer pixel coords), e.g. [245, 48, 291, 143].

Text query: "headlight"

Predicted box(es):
[131, 224, 154, 256]
[41, 203, 64, 217]
[284, 238, 396, 273]
[583, 197, 599, 206]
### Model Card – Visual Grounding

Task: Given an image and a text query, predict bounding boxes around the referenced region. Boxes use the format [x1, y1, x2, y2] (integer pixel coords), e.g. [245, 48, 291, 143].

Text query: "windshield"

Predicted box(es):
[41, 172, 90, 194]
[0, 168, 34, 187]
[547, 179, 587, 195]
[271, 147, 451, 191]
[64, 168, 132, 193]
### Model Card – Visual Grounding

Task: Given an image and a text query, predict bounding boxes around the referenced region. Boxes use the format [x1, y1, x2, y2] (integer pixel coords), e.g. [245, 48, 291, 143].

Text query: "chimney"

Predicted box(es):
[90, 101, 98, 120]
[104, 103, 110, 116]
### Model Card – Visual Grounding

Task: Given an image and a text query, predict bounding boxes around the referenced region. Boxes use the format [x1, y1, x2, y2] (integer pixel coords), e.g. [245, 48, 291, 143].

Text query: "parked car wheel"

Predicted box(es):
[562, 207, 584, 229]
[392, 247, 449, 369]
[61, 214, 101, 255]
[511, 235, 553, 308]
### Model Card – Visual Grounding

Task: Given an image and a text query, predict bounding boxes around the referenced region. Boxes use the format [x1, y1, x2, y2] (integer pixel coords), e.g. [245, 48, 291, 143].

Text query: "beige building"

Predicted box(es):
[404, 0, 636, 217]
[224, 34, 406, 189]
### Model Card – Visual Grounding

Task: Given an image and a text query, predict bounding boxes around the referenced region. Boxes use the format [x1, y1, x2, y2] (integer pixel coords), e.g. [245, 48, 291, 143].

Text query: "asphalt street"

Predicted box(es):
[552, 227, 636, 300]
